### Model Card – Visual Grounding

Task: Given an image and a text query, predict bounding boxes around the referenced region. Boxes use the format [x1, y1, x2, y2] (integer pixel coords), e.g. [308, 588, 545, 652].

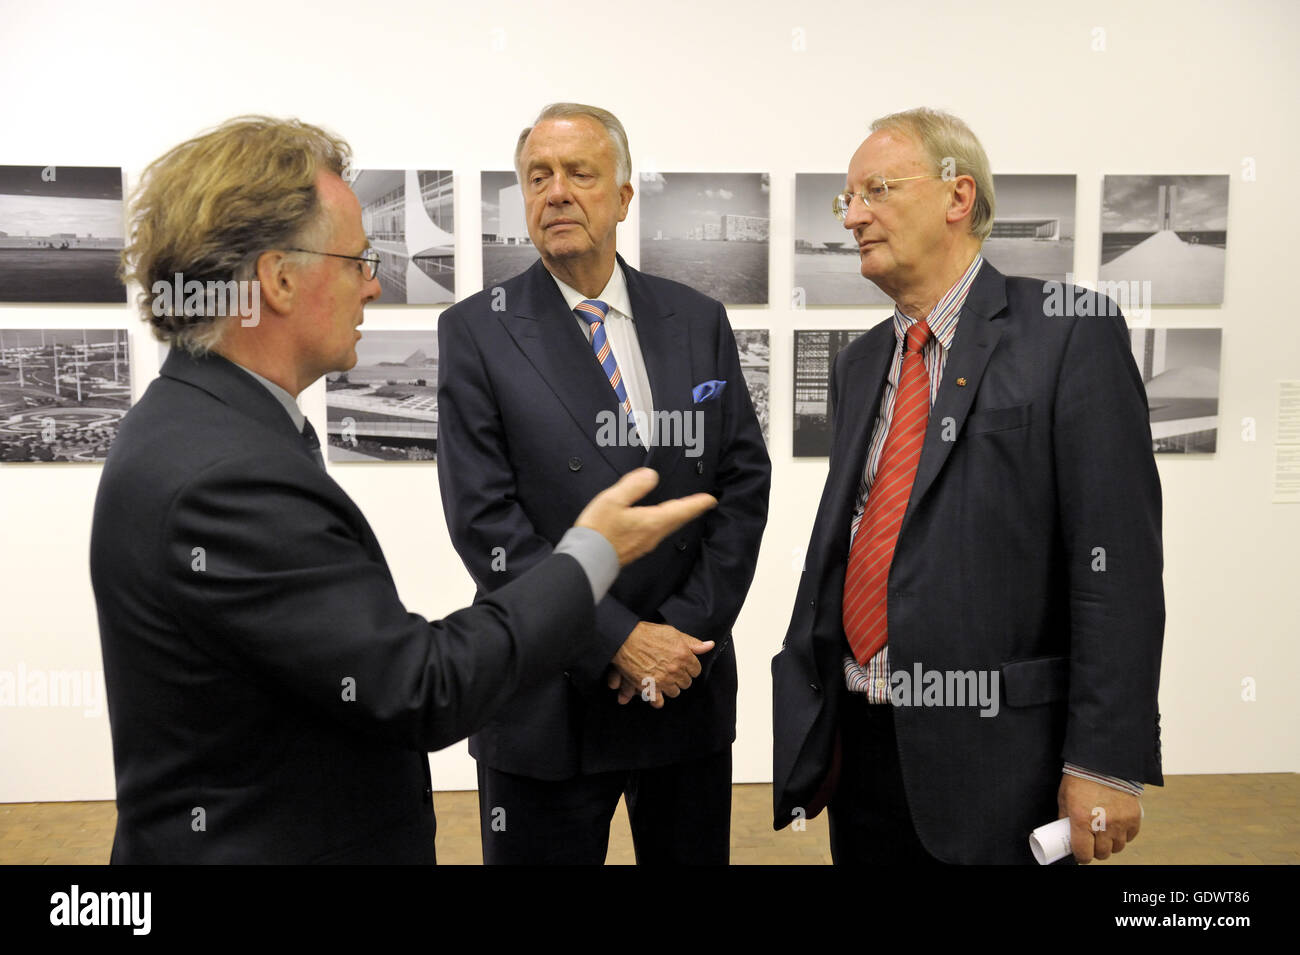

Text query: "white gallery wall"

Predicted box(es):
[0, 0, 1296, 802]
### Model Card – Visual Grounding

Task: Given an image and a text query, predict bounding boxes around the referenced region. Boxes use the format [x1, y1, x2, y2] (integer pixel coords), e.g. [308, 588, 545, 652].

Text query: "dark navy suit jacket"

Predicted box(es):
[90, 348, 597, 862]
[772, 262, 1165, 863]
[437, 255, 771, 779]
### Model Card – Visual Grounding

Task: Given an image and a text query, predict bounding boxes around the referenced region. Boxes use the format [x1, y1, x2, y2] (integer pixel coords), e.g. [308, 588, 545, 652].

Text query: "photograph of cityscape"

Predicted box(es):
[324, 329, 438, 462]
[733, 329, 770, 444]
[1100, 175, 1229, 305]
[794, 172, 890, 307]
[792, 328, 868, 457]
[351, 169, 454, 305]
[639, 172, 770, 305]
[481, 170, 540, 291]
[0, 166, 125, 303]
[981, 174, 1076, 284]
[0, 328, 131, 462]
[1130, 327, 1222, 453]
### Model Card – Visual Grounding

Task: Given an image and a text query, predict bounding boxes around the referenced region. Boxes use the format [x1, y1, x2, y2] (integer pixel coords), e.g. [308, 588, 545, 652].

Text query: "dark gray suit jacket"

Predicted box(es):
[90, 348, 596, 863]
[772, 262, 1165, 863]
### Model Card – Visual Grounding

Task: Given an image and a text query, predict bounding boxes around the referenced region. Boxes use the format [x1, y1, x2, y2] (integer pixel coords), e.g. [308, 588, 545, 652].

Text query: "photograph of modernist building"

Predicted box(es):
[794, 173, 891, 307]
[324, 330, 438, 462]
[1130, 327, 1222, 453]
[981, 174, 1076, 284]
[0, 328, 131, 462]
[351, 169, 454, 305]
[0, 166, 125, 303]
[1100, 175, 1229, 305]
[792, 328, 867, 457]
[733, 329, 770, 444]
[639, 172, 770, 305]
[481, 170, 539, 291]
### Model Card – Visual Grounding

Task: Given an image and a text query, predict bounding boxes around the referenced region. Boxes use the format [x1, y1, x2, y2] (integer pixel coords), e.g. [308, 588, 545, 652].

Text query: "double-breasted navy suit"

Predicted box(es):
[437, 255, 770, 780]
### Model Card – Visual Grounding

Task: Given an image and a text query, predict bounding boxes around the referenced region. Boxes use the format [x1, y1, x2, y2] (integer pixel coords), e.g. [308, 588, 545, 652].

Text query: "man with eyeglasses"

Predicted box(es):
[89, 115, 716, 863]
[772, 108, 1165, 864]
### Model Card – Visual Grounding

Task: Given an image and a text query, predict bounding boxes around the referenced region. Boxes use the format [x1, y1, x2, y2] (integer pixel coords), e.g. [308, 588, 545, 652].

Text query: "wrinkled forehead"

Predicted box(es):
[847, 129, 929, 185]
[522, 116, 615, 168]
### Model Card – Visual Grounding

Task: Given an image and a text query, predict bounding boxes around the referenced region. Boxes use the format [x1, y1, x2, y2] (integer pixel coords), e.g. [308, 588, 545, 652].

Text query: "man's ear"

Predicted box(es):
[946, 175, 977, 226]
[255, 250, 297, 316]
[618, 181, 634, 222]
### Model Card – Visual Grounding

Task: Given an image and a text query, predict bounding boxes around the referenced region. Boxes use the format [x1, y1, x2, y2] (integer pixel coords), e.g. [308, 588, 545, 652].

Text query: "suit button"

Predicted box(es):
[423, 789, 432, 800]
[695, 460, 705, 475]
[568, 456, 582, 472]
[810, 683, 821, 693]
[674, 538, 687, 552]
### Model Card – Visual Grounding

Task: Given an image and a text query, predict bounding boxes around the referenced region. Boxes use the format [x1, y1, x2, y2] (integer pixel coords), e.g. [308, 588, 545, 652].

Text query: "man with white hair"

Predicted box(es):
[438, 103, 770, 864]
[773, 108, 1164, 864]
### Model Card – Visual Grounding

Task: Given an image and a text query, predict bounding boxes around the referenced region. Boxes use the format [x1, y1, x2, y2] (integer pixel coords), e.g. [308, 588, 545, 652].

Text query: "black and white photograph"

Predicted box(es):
[794, 172, 890, 307]
[351, 169, 454, 305]
[733, 329, 770, 444]
[981, 174, 1076, 284]
[1130, 327, 1222, 453]
[0, 166, 125, 303]
[793, 329, 867, 457]
[0, 328, 131, 462]
[481, 170, 539, 291]
[1100, 174, 1229, 305]
[324, 329, 438, 462]
[640, 172, 770, 305]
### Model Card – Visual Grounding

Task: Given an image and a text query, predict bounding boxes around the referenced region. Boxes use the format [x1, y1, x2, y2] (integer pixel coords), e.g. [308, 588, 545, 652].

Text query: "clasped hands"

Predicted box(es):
[604, 621, 714, 709]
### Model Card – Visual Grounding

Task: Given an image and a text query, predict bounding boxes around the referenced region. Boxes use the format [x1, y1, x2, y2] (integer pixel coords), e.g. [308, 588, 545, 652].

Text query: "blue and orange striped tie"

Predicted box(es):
[575, 299, 638, 438]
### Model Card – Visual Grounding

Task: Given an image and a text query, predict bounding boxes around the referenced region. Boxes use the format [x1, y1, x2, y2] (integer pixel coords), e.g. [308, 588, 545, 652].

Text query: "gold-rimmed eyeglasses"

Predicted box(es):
[832, 174, 945, 220]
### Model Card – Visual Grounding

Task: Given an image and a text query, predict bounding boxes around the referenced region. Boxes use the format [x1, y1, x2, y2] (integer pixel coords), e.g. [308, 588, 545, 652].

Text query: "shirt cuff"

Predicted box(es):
[554, 526, 620, 604]
[1062, 762, 1144, 797]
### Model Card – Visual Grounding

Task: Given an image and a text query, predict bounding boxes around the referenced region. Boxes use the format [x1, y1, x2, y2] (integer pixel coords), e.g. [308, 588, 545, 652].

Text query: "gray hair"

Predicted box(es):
[514, 102, 632, 187]
[870, 107, 996, 242]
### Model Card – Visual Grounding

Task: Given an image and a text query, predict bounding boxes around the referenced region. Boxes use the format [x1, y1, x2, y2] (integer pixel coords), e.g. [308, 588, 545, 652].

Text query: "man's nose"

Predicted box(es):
[843, 194, 872, 230]
[546, 172, 573, 203]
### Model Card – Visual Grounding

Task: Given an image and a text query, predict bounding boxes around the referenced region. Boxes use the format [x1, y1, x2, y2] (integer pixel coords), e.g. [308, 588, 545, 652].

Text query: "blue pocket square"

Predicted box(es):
[692, 379, 726, 402]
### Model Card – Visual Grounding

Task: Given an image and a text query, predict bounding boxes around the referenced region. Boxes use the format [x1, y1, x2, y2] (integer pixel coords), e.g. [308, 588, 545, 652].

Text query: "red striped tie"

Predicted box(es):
[842, 320, 933, 665]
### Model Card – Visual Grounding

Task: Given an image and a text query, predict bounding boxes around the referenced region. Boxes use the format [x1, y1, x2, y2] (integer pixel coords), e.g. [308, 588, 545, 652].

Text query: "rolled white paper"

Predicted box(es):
[1029, 817, 1074, 865]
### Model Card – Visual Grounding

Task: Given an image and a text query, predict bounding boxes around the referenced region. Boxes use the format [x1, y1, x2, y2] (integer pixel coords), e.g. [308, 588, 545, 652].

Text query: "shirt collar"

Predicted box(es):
[550, 261, 635, 320]
[224, 359, 305, 432]
[891, 253, 984, 352]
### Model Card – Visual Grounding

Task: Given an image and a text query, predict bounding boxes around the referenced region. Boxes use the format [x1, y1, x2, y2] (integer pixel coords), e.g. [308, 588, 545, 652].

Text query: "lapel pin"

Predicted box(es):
[956, 377, 968, 387]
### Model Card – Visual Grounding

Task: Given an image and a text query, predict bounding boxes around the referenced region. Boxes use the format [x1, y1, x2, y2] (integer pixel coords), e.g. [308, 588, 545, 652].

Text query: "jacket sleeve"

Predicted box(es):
[1053, 308, 1165, 783]
[656, 304, 772, 648]
[160, 451, 597, 754]
[436, 304, 642, 676]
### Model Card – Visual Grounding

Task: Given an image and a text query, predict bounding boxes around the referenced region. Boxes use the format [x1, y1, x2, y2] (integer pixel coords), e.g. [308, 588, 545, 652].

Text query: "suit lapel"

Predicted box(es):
[621, 256, 690, 480]
[900, 261, 1009, 536]
[499, 258, 645, 474]
[807, 321, 894, 658]
[826, 324, 895, 540]
[803, 322, 894, 583]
